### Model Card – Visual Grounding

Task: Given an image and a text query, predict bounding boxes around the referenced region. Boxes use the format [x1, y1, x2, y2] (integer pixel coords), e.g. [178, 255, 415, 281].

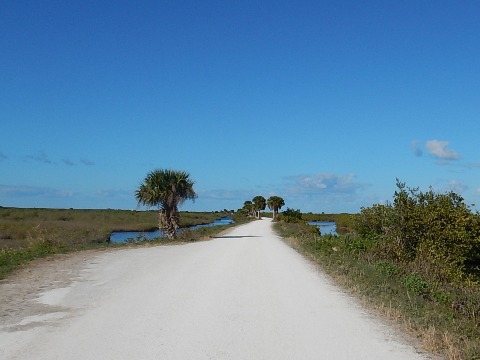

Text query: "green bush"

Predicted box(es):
[354, 180, 480, 282]
[403, 274, 430, 297]
[374, 260, 400, 278]
[280, 208, 302, 223]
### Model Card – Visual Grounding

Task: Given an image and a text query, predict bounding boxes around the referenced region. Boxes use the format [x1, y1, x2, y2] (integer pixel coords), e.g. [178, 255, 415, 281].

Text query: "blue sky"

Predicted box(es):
[1, 1, 480, 213]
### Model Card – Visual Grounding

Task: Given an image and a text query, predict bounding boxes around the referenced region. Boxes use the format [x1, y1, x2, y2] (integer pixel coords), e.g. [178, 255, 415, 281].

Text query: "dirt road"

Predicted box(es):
[0, 218, 429, 359]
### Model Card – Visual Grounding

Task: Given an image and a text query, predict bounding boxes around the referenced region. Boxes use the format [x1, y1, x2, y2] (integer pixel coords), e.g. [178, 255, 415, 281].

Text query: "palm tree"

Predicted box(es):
[135, 169, 197, 239]
[243, 200, 255, 217]
[252, 195, 266, 219]
[267, 196, 285, 221]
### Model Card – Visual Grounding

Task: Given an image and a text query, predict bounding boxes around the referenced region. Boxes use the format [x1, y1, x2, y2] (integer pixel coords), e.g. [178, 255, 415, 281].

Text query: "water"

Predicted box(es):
[109, 217, 234, 243]
[308, 221, 337, 235]
[188, 217, 234, 230]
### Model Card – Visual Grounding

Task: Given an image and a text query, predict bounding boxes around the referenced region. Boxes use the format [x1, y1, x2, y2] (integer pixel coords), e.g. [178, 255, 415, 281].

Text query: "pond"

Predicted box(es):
[308, 221, 337, 236]
[109, 217, 234, 243]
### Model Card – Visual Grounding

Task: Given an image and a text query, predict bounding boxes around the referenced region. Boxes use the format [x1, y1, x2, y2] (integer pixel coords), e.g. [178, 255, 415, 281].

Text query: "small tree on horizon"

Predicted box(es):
[242, 200, 255, 217]
[252, 195, 266, 219]
[267, 196, 285, 221]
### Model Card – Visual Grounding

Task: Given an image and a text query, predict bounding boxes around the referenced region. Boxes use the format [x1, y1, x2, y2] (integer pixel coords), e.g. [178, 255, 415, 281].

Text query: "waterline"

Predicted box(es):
[110, 217, 234, 243]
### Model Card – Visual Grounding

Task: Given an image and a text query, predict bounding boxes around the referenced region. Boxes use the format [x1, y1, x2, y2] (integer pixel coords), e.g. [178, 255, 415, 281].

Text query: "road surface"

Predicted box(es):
[0, 218, 429, 359]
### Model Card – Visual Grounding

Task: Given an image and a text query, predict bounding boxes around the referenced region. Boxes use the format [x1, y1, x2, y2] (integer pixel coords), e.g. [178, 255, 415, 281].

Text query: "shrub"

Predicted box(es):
[374, 260, 400, 278]
[343, 234, 369, 254]
[403, 274, 430, 297]
[280, 208, 302, 223]
[353, 180, 480, 282]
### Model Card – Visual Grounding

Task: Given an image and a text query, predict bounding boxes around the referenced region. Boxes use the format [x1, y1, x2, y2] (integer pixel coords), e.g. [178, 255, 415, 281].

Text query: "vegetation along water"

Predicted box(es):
[0, 207, 245, 279]
[274, 180, 480, 360]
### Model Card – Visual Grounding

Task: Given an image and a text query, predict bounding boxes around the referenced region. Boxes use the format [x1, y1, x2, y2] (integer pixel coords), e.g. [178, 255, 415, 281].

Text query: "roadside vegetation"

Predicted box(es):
[274, 181, 480, 360]
[0, 207, 246, 280]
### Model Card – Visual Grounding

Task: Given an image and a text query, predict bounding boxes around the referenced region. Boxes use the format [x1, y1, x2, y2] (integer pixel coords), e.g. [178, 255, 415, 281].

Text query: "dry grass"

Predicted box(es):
[422, 326, 439, 352]
[442, 333, 458, 360]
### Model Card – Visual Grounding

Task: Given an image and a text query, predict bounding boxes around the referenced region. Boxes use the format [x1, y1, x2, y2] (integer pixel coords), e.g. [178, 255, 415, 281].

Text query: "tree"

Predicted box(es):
[242, 200, 255, 217]
[252, 195, 266, 219]
[135, 169, 197, 239]
[267, 196, 285, 221]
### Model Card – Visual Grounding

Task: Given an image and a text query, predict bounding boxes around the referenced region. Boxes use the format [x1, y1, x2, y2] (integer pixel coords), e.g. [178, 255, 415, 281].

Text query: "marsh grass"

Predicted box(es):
[0, 208, 229, 247]
[274, 221, 480, 360]
[0, 207, 245, 279]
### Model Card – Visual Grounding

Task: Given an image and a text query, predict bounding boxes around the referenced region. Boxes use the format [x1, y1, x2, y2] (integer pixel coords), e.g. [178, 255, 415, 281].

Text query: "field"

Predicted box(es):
[0, 207, 246, 279]
[0, 207, 230, 248]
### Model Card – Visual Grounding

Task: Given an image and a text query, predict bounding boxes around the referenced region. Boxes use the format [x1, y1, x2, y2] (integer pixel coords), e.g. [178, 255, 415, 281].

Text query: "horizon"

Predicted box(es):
[0, 205, 353, 215]
[2, 1, 479, 213]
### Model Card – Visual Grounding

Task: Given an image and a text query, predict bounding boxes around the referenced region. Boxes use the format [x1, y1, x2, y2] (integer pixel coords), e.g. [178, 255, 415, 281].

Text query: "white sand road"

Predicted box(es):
[0, 218, 432, 360]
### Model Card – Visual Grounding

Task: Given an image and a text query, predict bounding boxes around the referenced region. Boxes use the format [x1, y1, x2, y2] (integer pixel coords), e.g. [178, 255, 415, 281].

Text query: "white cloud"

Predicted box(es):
[277, 173, 371, 212]
[425, 140, 459, 160]
[284, 173, 364, 195]
[446, 180, 468, 194]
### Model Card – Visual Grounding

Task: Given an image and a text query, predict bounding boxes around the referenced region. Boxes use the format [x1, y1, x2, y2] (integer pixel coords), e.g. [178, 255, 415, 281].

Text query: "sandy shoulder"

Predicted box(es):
[0, 248, 115, 331]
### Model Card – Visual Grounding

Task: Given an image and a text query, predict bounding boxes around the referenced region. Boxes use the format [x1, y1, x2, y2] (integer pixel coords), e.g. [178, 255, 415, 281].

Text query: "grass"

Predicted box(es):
[274, 220, 480, 360]
[0, 207, 248, 279]
[0, 207, 229, 248]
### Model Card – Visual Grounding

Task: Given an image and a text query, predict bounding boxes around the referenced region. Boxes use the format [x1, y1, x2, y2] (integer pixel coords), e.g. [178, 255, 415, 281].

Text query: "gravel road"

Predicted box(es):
[0, 218, 430, 359]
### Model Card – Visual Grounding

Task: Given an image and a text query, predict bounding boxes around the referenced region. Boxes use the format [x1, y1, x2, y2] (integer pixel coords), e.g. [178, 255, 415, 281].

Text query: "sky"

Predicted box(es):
[1, 1, 480, 213]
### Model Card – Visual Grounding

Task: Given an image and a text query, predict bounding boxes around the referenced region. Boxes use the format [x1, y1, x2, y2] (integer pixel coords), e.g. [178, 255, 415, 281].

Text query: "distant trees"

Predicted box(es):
[135, 169, 197, 239]
[267, 196, 285, 221]
[252, 196, 266, 219]
[242, 200, 255, 217]
[241, 195, 286, 220]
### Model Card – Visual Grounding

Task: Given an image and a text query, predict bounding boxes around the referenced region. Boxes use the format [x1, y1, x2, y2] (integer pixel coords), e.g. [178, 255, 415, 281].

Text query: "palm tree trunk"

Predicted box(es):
[159, 209, 166, 232]
[159, 208, 177, 239]
[169, 207, 180, 239]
